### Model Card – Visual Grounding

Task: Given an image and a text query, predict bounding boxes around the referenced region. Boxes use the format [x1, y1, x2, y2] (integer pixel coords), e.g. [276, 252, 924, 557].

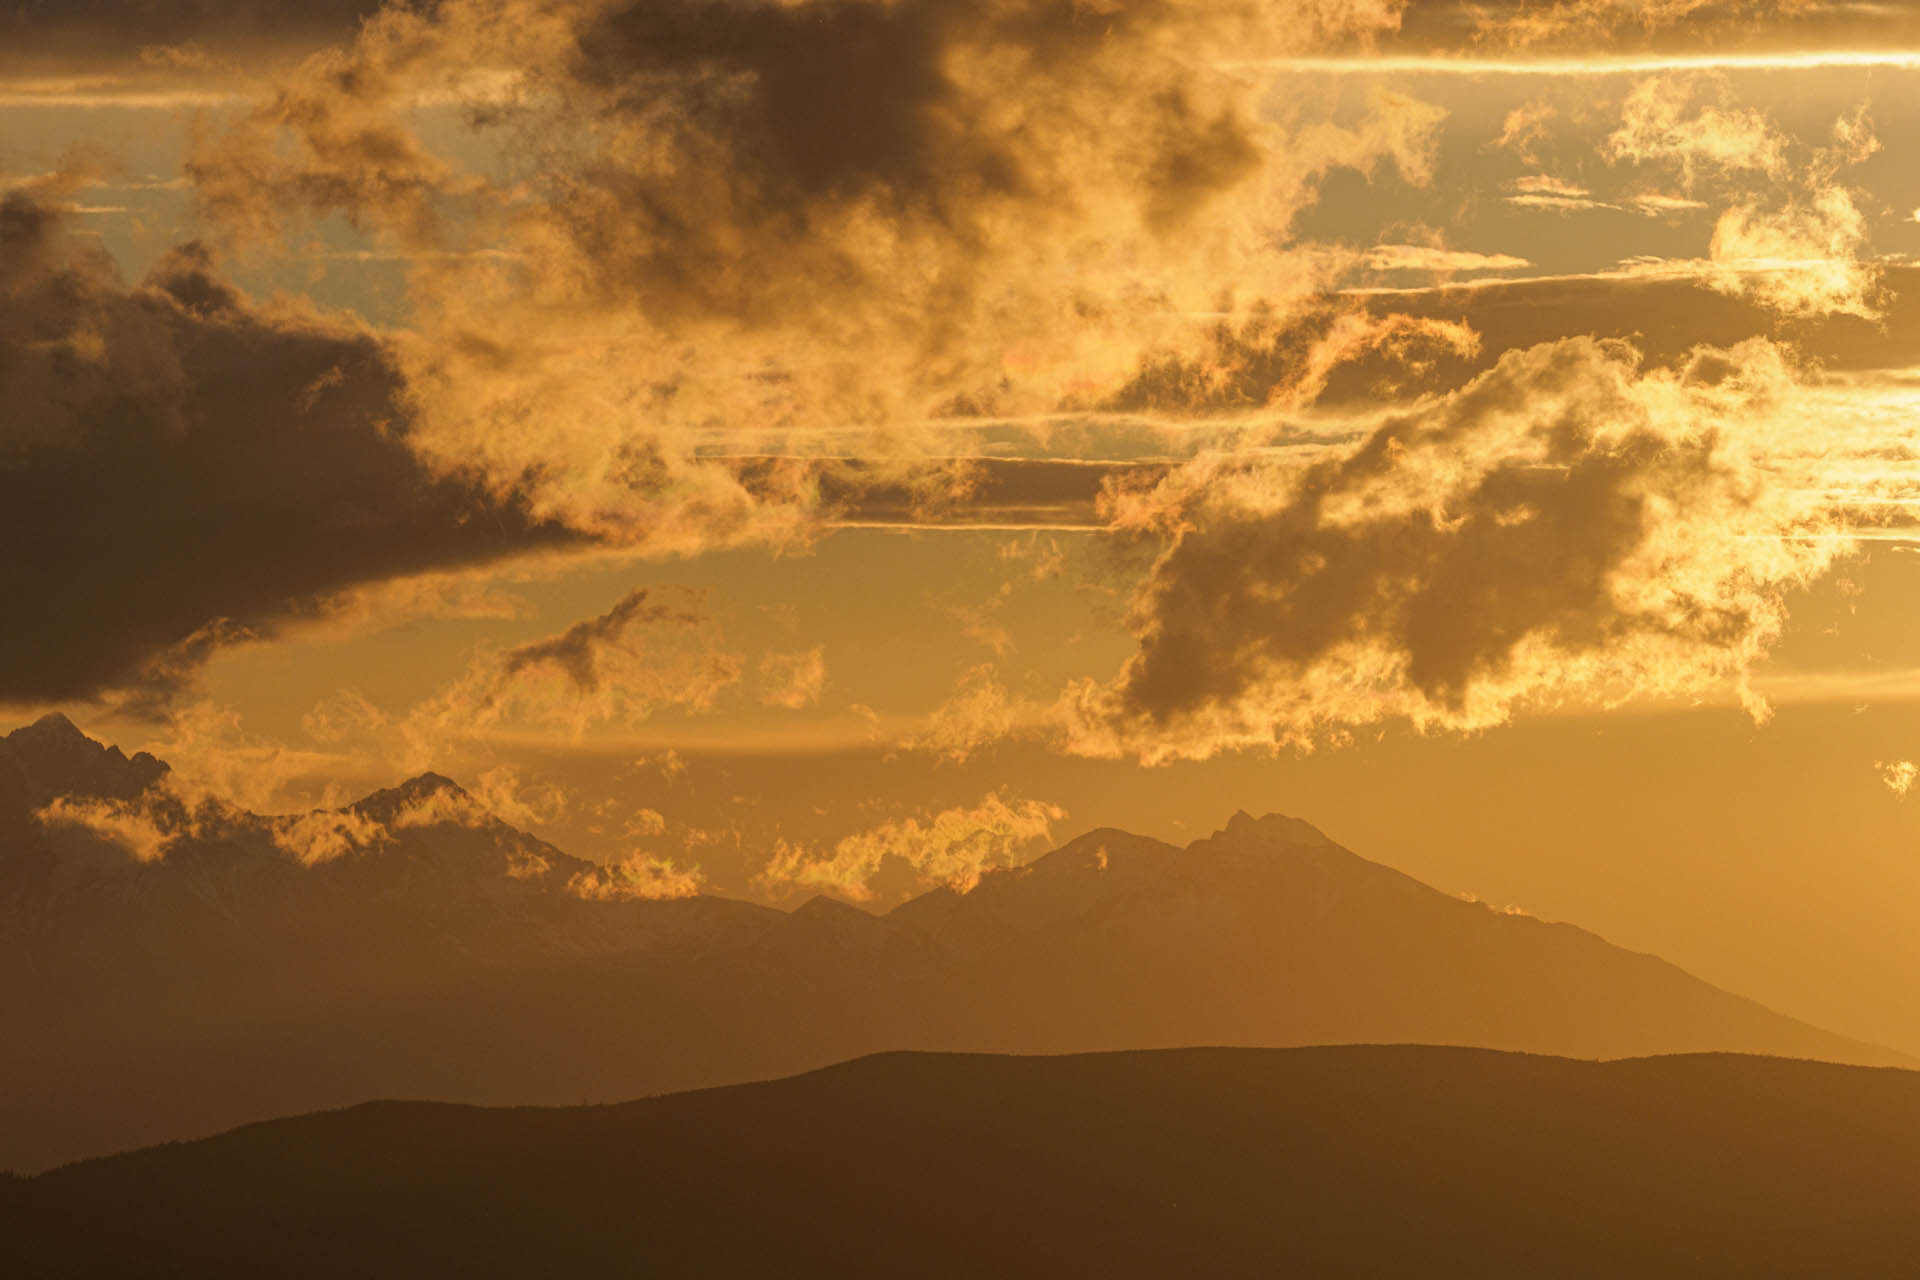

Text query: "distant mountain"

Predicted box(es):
[0, 713, 165, 838]
[0, 717, 1905, 1173]
[8, 1046, 1920, 1278]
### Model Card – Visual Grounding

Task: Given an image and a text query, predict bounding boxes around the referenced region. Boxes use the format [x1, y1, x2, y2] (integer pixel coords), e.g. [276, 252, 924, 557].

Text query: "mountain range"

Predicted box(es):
[0, 713, 1905, 1172]
[8, 1045, 1920, 1278]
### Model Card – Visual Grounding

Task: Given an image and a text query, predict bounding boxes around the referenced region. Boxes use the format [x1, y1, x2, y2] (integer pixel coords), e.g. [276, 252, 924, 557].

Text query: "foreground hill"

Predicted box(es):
[0, 714, 1905, 1171]
[8, 1046, 1920, 1278]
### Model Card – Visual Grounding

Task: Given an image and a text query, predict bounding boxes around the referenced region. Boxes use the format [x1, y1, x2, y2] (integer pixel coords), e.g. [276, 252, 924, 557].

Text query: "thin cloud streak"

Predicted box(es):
[1244, 51, 1920, 75]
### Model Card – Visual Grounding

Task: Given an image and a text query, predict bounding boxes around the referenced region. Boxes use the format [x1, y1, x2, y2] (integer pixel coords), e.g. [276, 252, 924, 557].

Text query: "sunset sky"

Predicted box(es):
[7, 0, 1920, 1054]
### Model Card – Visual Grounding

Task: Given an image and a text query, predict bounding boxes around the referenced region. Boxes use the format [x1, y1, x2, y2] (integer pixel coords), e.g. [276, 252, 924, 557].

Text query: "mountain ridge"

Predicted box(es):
[8, 1045, 1920, 1278]
[0, 716, 1908, 1176]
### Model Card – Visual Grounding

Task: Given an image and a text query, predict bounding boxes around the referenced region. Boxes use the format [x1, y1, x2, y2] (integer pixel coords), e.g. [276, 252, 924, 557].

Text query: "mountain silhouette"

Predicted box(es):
[0, 719, 1905, 1174]
[7, 1046, 1920, 1278]
[0, 713, 166, 837]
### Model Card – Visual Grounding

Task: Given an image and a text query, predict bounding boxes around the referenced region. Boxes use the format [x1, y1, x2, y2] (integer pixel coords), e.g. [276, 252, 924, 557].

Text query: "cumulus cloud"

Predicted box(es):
[1604, 74, 1789, 188]
[178, 0, 1451, 547]
[1706, 186, 1874, 318]
[758, 791, 1065, 901]
[1877, 759, 1916, 798]
[1603, 77, 1881, 319]
[1070, 334, 1843, 760]
[0, 182, 570, 709]
[1699, 106, 1882, 319]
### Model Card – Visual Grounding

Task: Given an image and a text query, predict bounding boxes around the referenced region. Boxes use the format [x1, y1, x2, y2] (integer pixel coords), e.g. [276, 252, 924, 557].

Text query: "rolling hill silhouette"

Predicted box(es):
[0, 714, 1906, 1173]
[7, 1046, 1920, 1278]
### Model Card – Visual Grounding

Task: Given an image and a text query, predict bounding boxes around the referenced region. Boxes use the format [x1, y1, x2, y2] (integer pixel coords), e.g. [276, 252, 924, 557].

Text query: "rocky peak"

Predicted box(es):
[2, 713, 169, 806]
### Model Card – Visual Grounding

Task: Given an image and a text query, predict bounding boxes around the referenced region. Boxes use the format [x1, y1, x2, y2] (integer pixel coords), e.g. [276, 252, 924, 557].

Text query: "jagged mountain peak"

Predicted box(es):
[348, 771, 473, 822]
[7, 712, 104, 762]
[14, 711, 87, 743]
[2, 713, 169, 805]
[396, 771, 466, 799]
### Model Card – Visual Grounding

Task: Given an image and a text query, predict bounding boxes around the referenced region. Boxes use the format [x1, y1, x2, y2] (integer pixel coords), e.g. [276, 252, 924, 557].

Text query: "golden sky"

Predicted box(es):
[6, 0, 1920, 1051]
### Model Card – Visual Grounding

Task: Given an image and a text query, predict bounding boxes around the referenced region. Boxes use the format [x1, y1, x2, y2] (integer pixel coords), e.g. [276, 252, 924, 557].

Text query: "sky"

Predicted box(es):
[5, 0, 1920, 1052]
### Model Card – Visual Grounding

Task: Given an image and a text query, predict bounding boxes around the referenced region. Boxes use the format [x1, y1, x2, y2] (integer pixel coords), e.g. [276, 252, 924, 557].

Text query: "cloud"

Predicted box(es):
[1877, 759, 1916, 798]
[180, 0, 1449, 546]
[1492, 100, 1556, 163]
[33, 794, 176, 864]
[758, 791, 1065, 901]
[1458, 1, 1844, 53]
[401, 588, 743, 751]
[136, 701, 343, 814]
[1503, 174, 1608, 213]
[913, 664, 1020, 762]
[568, 852, 705, 902]
[497, 589, 704, 693]
[1072, 335, 1844, 760]
[267, 806, 389, 866]
[624, 808, 667, 838]
[0, 183, 571, 709]
[1365, 244, 1532, 273]
[230, 591, 748, 812]
[1604, 74, 1789, 189]
[388, 784, 499, 831]
[1707, 186, 1874, 318]
[1601, 77, 1881, 319]
[0, 1, 380, 74]
[469, 765, 571, 829]
[1328, 265, 1920, 405]
[759, 648, 827, 710]
[1102, 302, 1479, 416]
[1499, 174, 1707, 219]
[1628, 191, 1707, 216]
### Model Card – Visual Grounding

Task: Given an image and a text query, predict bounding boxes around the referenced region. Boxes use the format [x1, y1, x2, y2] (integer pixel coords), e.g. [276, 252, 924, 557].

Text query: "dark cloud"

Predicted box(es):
[182, 0, 1440, 539]
[1100, 335, 1839, 753]
[0, 189, 574, 708]
[545, 0, 1277, 331]
[0, 1, 383, 71]
[500, 588, 702, 692]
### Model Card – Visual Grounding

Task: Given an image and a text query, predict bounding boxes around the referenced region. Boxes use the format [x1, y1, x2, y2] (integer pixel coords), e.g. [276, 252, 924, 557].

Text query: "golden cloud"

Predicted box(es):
[758, 791, 1065, 901]
[1065, 334, 1846, 760]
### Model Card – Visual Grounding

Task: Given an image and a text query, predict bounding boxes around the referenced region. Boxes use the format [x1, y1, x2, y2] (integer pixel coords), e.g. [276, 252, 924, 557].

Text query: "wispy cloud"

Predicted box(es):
[759, 792, 1065, 902]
